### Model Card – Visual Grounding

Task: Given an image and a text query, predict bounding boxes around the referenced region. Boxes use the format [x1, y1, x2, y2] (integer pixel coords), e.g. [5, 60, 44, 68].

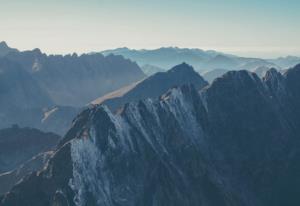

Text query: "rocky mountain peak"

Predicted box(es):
[91, 63, 208, 111]
[0, 41, 8, 49]
[0, 42, 18, 57]
[264, 68, 283, 82]
[168, 62, 194, 73]
[207, 70, 262, 94]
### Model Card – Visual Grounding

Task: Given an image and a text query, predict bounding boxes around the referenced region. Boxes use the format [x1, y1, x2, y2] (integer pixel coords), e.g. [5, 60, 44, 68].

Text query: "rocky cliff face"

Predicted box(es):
[1, 64, 300, 206]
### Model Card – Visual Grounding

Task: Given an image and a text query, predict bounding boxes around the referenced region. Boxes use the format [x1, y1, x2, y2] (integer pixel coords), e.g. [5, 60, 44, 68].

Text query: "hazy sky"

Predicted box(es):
[0, 0, 299, 58]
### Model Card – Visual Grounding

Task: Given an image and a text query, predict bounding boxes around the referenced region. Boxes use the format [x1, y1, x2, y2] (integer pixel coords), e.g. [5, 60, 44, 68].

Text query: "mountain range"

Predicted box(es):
[201, 66, 273, 83]
[0, 63, 209, 197]
[0, 42, 145, 135]
[101, 47, 299, 73]
[1, 42, 299, 136]
[1, 63, 300, 206]
[1, 41, 300, 206]
[4, 48, 145, 106]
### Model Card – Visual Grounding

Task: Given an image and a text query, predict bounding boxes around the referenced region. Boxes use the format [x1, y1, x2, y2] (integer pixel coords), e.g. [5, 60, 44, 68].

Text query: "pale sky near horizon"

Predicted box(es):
[0, 0, 299, 58]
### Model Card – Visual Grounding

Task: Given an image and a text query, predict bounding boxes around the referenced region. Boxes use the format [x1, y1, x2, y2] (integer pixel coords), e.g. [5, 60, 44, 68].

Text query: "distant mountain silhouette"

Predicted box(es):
[238, 58, 279, 70]
[39, 106, 83, 135]
[0, 59, 55, 131]
[140, 64, 164, 75]
[0, 43, 146, 135]
[204, 54, 238, 69]
[101, 47, 225, 71]
[0, 42, 18, 57]
[270, 56, 300, 68]
[91, 63, 208, 111]
[5, 49, 145, 106]
[253, 66, 273, 78]
[202, 66, 280, 83]
[201, 68, 228, 83]
[101, 47, 297, 72]
[0, 58, 53, 110]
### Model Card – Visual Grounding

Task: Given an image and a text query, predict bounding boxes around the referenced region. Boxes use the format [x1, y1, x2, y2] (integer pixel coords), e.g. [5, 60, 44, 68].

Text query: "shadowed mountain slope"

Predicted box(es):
[2, 64, 300, 206]
[92, 63, 208, 111]
[0, 126, 60, 174]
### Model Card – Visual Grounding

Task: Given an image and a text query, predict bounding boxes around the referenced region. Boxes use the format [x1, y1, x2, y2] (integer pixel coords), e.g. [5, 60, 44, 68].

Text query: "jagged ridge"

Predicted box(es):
[1, 64, 300, 206]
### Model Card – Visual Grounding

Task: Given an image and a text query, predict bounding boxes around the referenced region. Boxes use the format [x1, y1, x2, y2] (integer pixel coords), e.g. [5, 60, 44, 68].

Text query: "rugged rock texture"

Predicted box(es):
[0, 151, 53, 195]
[1, 64, 300, 206]
[92, 63, 208, 111]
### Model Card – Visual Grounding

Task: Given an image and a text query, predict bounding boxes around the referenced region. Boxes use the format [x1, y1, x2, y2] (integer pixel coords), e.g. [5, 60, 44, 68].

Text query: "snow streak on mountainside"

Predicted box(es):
[1, 64, 300, 206]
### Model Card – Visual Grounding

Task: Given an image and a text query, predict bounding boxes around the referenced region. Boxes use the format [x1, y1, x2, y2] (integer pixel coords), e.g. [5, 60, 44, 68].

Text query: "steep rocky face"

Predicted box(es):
[0, 126, 60, 174]
[92, 63, 208, 111]
[5, 51, 145, 106]
[1, 64, 300, 206]
[0, 143, 74, 206]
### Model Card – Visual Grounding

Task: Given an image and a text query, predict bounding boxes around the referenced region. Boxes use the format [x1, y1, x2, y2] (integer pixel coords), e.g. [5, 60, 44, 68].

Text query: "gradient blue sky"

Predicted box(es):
[0, 0, 299, 57]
